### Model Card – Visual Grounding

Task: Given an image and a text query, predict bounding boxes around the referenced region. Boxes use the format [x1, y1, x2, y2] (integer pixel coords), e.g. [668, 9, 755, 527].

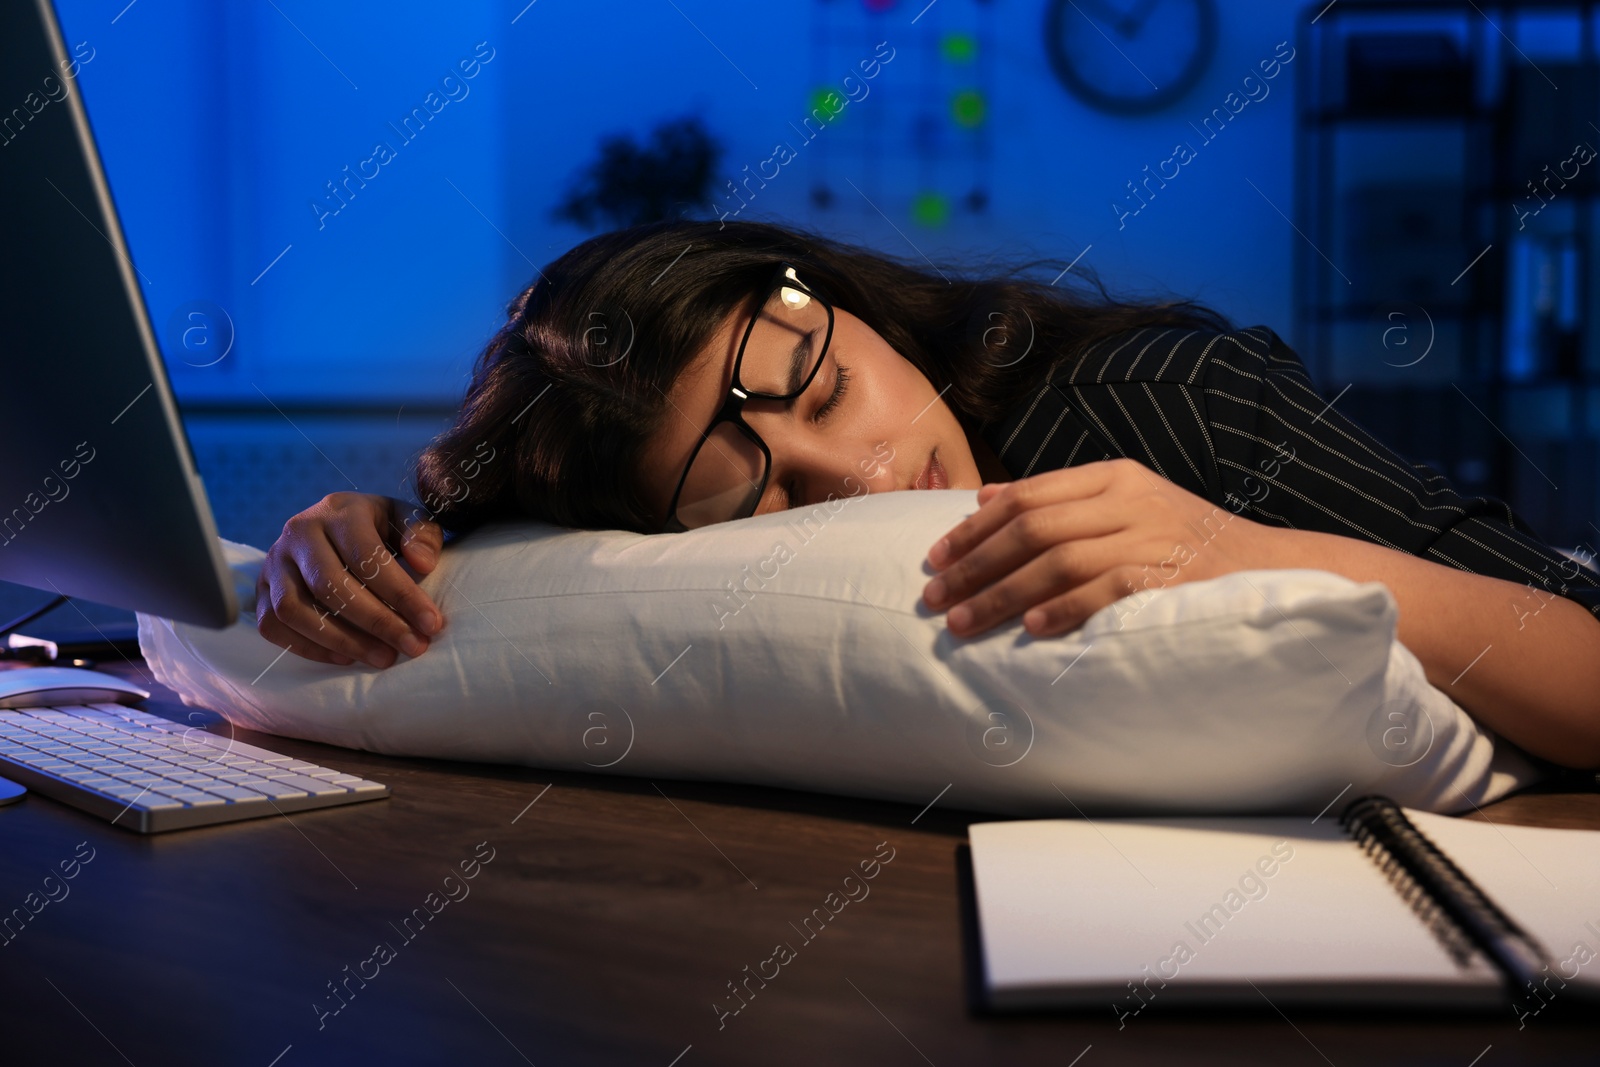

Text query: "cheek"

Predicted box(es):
[836, 360, 902, 437]
[874, 357, 943, 430]
[641, 435, 690, 515]
[829, 316, 934, 435]
[847, 342, 922, 416]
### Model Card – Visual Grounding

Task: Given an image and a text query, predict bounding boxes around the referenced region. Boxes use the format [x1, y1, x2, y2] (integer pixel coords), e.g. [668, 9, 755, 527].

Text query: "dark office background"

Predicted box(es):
[7, 0, 1598, 638]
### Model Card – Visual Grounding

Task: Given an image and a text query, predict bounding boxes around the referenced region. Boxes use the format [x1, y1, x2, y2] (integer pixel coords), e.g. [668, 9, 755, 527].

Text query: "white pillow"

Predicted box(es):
[137, 489, 1542, 817]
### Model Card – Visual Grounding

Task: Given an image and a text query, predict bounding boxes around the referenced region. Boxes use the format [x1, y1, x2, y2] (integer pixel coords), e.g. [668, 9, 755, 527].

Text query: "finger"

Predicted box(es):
[927, 461, 1121, 569]
[287, 526, 396, 633]
[271, 564, 402, 668]
[323, 519, 444, 641]
[941, 533, 1123, 638]
[256, 609, 357, 666]
[396, 507, 445, 578]
[1020, 567, 1149, 638]
[924, 498, 1126, 613]
[255, 576, 360, 665]
[371, 497, 446, 624]
[976, 481, 1008, 505]
[269, 558, 403, 668]
[378, 496, 439, 562]
[293, 514, 432, 652]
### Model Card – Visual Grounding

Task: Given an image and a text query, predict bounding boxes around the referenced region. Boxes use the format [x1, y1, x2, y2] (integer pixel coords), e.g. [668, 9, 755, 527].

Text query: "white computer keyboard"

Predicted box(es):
[0, 703, 388, 832]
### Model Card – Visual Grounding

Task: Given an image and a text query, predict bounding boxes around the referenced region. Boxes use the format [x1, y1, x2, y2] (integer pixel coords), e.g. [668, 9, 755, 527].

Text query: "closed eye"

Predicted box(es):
[813, 360, 850, 423]
[766, 360, 852, 512]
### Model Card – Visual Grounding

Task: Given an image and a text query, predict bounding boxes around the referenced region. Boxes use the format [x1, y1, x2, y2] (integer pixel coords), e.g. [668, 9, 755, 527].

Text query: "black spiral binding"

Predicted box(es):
[1338, 795, 1550, 983]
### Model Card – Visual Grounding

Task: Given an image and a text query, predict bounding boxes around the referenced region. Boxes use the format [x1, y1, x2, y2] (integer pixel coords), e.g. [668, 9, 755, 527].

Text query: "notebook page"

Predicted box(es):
[968, 816, 1501, 1009]
[1404, 810, 1600, 1001]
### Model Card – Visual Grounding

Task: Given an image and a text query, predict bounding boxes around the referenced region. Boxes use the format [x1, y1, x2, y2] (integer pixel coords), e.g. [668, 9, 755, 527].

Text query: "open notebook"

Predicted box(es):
[964, 796, 1600, 1019]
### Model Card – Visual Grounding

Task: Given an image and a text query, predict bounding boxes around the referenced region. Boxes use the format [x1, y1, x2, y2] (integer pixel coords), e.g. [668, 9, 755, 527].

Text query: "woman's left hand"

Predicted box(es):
[922, 457, 1285, 638]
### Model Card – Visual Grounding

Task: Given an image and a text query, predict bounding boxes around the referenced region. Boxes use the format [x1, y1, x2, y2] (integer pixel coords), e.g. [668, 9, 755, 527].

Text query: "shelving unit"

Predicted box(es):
[1293, 0, 1600, 549]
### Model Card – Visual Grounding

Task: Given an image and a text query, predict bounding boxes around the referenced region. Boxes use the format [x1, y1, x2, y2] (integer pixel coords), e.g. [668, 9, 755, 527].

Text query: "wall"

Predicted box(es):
[56, 0, 1312, 405]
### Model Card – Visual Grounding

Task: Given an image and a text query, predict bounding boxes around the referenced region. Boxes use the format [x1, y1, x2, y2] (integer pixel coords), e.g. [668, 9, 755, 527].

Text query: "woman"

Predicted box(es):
[255, 219, 1600, 770]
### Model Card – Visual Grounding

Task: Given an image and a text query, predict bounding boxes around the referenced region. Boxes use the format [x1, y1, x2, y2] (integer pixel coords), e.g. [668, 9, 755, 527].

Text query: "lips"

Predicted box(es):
[913, 447, 947, 491]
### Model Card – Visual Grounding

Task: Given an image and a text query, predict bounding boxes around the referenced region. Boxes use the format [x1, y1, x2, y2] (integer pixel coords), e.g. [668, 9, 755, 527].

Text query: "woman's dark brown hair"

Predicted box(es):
[412, 218, 1234, 537]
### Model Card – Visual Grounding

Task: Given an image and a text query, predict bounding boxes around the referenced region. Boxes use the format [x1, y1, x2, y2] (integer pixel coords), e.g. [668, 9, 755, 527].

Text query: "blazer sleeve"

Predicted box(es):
[1199, 325, 1600, 624]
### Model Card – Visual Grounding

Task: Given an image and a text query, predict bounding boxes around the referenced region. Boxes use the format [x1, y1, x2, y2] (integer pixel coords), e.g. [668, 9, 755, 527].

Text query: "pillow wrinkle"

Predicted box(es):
[137, 495, 1544, 816]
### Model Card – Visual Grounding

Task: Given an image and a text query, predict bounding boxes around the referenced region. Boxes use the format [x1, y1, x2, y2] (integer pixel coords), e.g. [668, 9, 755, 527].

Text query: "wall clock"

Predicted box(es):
[1044, 0, 1218, 115]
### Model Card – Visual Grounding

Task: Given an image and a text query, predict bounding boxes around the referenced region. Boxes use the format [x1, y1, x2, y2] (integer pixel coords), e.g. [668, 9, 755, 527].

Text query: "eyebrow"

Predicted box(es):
[784, 328, 818, 398]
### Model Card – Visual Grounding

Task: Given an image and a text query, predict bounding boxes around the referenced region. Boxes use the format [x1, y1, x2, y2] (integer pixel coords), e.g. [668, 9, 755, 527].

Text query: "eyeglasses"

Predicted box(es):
[662, 261, 835, 532]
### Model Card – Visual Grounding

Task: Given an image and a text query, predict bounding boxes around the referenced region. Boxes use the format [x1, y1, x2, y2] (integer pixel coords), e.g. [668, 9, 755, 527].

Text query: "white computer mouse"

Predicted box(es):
[0, 666, 151, 709]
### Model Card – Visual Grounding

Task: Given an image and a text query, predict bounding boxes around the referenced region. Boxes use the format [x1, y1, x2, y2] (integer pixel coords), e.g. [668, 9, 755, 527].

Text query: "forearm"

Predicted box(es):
[1258, 526, 1600, 768]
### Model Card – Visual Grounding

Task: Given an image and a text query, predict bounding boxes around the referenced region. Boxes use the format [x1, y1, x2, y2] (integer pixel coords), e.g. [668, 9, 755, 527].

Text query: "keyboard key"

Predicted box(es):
[151, 788, 227, 807]
[189, 739, 293, 763]
[134, 732, 191, 747]
[242, 749, 299, 766]
[270, 774, 350, 797]
[165, 755, 221, 770]
[132, 796, 186, 812]
[160, 745, 217, 758]
[200, 786, 270, 802]
[144, 725, 199, 737]
[0, 707, 387, 830]
[87, 704, 162, 720]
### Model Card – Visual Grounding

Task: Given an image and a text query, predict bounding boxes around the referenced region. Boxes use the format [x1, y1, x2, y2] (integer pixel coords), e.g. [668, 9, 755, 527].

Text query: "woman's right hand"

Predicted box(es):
[256, 492, 446, 668]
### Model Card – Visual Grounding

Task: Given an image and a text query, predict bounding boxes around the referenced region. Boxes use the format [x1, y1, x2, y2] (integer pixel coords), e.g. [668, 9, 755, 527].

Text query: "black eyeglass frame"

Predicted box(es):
[661, 261, 836, 533]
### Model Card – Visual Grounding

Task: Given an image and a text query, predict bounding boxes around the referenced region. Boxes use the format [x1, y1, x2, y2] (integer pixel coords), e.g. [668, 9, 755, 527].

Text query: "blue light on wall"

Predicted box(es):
[51, 0, 1337, 411]
[56, 0, 509, 406]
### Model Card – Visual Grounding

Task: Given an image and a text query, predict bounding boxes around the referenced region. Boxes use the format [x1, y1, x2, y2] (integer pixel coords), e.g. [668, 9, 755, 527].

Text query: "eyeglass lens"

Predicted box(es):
[671, 276, 830, 529]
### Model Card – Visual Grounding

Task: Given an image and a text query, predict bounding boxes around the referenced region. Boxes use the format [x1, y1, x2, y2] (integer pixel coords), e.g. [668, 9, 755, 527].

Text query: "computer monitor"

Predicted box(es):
[0, 0, 238, 630]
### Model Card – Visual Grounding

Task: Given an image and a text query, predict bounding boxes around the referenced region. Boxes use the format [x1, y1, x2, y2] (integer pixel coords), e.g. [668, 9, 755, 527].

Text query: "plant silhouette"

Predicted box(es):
[552, 115, 723, 230]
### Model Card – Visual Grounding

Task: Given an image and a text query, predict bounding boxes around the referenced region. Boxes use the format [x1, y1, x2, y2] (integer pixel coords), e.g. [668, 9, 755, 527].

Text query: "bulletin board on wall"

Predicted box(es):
[795, 0, 997, 230]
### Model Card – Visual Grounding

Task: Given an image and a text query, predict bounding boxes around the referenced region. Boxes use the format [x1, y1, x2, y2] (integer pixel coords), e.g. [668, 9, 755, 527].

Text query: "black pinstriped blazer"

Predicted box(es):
[978, 324, 1600, 624]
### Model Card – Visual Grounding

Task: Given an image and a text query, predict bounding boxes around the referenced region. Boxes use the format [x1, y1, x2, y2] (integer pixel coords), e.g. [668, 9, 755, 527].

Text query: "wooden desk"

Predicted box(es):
[1, 661, 1595, 1065]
